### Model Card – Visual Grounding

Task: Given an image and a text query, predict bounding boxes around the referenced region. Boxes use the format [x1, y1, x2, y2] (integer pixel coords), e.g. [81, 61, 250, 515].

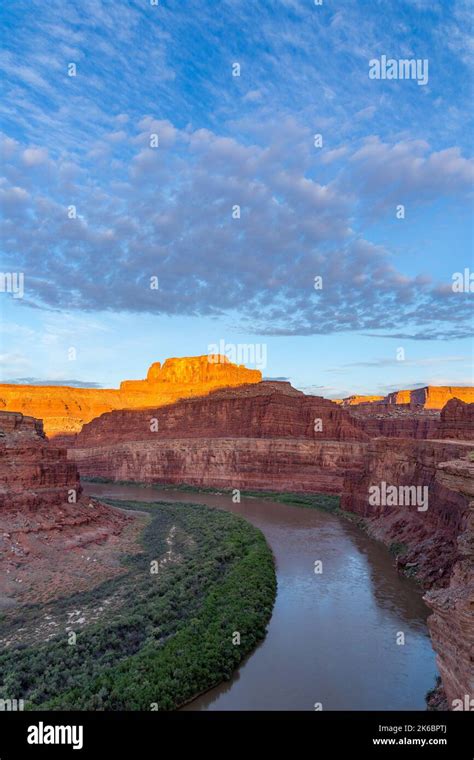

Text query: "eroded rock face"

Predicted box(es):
[340, 436, 474, 710]
[0, 412, 79, 512]
[0, 411, 135, 605]
[346, 399, 474, 440]
[70, 381, 368, 449]
[438, 399, 474, 440]
[348, 405, 440, 439]
[340, 439, 472, 587]
[424, 458, 474, 709]
[72, 438, 367, 494]
[0, 355, 262, 437]
[69, 382, 368, 491]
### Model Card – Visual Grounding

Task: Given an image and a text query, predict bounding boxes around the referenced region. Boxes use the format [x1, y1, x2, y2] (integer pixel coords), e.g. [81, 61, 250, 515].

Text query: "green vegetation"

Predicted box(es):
[389, 541, 408, 557]
[83, 477, 340, 512]
[239, 490, 339, 511]
[0, 500, 276, 711]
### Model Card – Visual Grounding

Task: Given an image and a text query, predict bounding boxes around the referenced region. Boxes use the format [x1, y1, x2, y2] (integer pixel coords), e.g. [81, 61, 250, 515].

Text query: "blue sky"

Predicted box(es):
[0, 0, 473, 397]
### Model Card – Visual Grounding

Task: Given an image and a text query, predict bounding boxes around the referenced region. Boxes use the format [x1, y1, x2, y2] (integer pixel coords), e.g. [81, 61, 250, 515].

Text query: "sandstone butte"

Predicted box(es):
[0, 355, 262, 438]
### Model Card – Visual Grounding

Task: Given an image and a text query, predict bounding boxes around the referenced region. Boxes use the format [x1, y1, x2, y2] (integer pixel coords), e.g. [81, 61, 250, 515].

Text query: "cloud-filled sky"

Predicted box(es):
[0, 0, 473, 396]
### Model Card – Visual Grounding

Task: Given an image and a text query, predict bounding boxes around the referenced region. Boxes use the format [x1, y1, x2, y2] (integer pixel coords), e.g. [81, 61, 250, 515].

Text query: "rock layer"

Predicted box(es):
[69, 382, 368, 492]
[72, 438, 366, 494]
[348, 405, 440, 439]
[70, 381, 368, 449]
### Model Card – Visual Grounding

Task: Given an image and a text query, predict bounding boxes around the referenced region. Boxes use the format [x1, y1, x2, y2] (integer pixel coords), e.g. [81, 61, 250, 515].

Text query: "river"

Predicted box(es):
[85, 482, 438, 711]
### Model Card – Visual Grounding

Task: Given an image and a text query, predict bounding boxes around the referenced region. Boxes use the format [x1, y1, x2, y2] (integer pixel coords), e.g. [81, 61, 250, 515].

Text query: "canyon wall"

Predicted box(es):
[72, 438, 366, 494]
[345, 395, 474, 440]
[437, 398, 474, 441]
[0, 411, 135, 605]
[0, 355, 261, 437]
[71, 381, 368, 448]
[69, 382, 368, 492]
[424, 458, 474, 708]
[340, 436, 473, 709]
[340, 385, 474, 410]
[340, 438, 472, 587]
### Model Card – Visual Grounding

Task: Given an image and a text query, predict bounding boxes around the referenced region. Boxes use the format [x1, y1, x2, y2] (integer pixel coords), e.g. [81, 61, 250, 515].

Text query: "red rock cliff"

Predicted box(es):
[385, 386, 474, 409]
[438, 399, 474, 440]
[340, 385, 474, 410]
[424, 458, 474, 708]
[340, 438, 472, 587]
[69, 382, 368, 492]
[71, 381, 368, 448]
[348, 405, 440, 439]
[0, 411, 132, 604]
[340, 436, 473, 709]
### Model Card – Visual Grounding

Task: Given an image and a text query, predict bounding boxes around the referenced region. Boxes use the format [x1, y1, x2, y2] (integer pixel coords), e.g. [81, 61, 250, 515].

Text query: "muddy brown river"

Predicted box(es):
[86, 483, 438, 711]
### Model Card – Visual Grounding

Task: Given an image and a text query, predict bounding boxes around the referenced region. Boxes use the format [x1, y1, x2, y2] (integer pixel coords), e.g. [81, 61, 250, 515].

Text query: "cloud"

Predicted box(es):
[0, 0, 472, 345]
[361, 327, 474, 340]
[22, 147, 49, 166]
[327, 355, 471, 371]
[345, 137, 474, 215]
[4, 377, 103, 388]
[243, 90, 263, 103]
[0, 122, 472, 340]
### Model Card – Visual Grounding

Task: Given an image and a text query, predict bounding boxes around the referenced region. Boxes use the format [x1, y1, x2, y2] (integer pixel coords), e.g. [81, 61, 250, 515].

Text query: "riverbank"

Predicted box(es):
[81, 477, 447, 587]
[86, 482, 438, 710]
[0, 499, 276, 710]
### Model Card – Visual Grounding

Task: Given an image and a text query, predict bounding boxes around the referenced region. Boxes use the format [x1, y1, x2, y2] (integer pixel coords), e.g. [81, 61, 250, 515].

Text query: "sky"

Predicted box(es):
[0, 0, 473, 398]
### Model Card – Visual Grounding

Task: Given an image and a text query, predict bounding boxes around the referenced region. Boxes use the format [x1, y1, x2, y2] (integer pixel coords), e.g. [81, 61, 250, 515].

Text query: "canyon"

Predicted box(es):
[1, 357, 472, 709]
[65, 378, 473, 709]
